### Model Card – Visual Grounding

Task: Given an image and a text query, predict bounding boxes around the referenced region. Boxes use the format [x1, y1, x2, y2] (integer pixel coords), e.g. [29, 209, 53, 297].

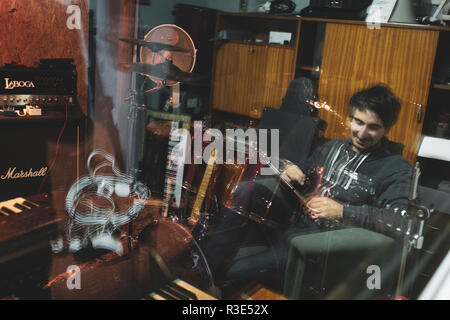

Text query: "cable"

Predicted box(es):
[38, 102, 69, 193]
[144, 80, 163, 93]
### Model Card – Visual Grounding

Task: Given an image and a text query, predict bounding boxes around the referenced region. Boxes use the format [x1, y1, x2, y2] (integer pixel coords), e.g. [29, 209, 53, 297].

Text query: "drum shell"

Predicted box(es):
[225, 174, 300, 230]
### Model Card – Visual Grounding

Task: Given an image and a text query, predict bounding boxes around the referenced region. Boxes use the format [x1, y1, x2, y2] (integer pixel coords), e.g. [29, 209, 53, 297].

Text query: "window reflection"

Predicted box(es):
[0, 0, 448, 301]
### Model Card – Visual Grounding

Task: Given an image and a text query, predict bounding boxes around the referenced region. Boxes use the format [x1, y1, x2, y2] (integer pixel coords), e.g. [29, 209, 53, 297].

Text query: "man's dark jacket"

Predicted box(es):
[293, 138, 412, 238]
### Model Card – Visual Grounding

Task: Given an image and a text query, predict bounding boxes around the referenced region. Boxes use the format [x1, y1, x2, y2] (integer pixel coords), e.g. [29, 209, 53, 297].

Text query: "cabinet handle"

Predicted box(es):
[417, 104, 423, 123]
[249, 48, 255, 54]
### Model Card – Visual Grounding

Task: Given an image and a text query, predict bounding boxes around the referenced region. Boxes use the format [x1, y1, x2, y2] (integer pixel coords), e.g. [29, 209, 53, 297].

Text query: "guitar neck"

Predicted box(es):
[189, 150, 216, 224]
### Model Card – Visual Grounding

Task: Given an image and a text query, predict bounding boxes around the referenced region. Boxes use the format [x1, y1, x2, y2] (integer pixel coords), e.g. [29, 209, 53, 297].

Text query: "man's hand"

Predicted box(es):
[306, 196, 344, 220]
[281, 164, 306, 186]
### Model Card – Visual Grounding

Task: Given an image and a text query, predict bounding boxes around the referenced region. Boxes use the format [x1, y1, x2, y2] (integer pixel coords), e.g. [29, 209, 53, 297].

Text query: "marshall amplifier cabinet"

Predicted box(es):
[0, 59, 77, 109]
[0, 59, 85, 202]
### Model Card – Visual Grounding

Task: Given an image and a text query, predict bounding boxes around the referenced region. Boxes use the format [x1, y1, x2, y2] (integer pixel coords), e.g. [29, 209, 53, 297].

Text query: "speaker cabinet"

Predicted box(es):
[0, 108, 85, 201]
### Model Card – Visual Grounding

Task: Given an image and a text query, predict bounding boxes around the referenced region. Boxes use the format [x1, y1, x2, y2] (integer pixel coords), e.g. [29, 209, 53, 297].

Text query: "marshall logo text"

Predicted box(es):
[4, 78, 36, 90]
[1, 167, 48, 180]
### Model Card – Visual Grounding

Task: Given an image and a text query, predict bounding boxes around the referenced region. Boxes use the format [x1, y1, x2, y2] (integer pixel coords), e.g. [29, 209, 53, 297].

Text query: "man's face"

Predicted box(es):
[350, 109, 386, 151]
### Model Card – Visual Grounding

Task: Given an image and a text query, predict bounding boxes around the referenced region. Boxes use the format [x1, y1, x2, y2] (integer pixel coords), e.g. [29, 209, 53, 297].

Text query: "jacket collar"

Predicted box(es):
[345, 137, 403, 158]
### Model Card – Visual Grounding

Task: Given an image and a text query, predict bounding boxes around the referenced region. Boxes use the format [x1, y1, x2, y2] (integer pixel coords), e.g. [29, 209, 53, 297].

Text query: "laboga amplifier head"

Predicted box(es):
[0, 59, 77, 108]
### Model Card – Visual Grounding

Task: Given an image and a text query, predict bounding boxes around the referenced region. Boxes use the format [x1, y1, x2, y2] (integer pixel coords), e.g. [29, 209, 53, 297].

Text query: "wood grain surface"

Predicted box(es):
[212, 42, 296, 118]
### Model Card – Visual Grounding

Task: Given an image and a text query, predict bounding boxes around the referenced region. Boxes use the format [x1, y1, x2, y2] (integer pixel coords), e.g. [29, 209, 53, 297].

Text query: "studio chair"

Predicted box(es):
[258, 76, 320, 162]
[279, 77, 314, 116]
[257, 107, 318, 163]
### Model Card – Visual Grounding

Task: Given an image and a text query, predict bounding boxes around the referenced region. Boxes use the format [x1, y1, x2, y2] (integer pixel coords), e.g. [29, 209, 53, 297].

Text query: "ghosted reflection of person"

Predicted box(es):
[201, 85, 413, 296]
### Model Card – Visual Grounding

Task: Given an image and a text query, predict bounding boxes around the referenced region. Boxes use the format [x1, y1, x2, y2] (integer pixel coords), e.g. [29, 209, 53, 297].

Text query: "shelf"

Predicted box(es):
[219, 12, 300, 21]
[433, 83, 450, 90]
[219, 40, 296, 49]
[300, 16, 450, 31]
[218, 13, 450, 31]
[297, 65, 320, 72]
[418, 135, 450, 162]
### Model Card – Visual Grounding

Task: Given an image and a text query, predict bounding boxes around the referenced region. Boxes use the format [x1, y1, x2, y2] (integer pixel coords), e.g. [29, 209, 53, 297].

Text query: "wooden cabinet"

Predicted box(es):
[210, 13, 449, 165]
[210, 13, 300, 118]
[212, 42, 296, 117]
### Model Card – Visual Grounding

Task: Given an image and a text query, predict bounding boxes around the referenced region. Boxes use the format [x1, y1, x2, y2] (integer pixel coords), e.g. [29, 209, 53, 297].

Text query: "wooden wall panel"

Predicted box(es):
[0, 0, 89, 114]
[212, 42, 296, 118]
[317, 23, 439, 165]
[212, 43, 250, 116]
[259, 45, 297, 115]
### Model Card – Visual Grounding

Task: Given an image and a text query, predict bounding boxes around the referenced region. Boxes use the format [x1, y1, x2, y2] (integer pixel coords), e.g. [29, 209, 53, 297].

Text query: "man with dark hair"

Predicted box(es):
[203, 84, 412, 295]
[349, 84, 401, 130]
[282, 84, 411, 235]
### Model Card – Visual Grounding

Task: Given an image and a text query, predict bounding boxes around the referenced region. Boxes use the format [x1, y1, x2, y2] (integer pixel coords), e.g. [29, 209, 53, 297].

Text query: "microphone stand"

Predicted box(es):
[395, 162, 431, 298]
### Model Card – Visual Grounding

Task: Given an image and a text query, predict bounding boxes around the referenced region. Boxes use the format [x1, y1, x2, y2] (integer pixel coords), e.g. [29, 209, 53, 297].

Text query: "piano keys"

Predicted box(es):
[0, 197, 41, 216]
[0, 195, 59, 252]
[147, 279, 217, 300]
[0, 194, 60, 299]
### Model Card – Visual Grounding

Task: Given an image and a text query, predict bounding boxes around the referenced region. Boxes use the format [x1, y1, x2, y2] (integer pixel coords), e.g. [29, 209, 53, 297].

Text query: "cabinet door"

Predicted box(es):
[212, 42, 296, 118]
[317, 23, 439, 165]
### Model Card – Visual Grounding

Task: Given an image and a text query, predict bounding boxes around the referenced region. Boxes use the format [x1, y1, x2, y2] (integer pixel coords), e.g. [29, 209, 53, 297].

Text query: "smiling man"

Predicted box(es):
[282, 84, 412, 235]
[202, 85, 413, 296]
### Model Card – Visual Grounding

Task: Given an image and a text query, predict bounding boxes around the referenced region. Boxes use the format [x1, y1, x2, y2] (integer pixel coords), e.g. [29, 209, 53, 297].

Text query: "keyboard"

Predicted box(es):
[0, 195, 60, 264]
[146, 279, 217, 300]
[0, 194, 61, 298]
